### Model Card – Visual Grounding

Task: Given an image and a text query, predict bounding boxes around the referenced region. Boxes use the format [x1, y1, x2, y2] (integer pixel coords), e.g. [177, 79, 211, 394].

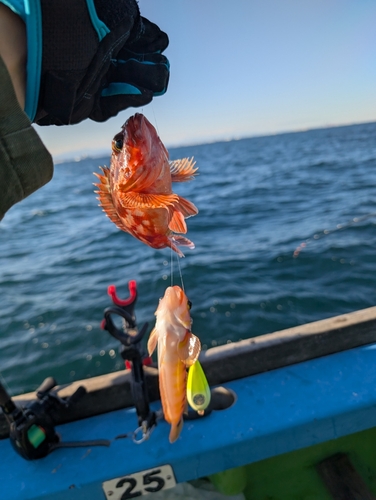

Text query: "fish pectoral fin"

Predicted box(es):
[169, 157, 198, 183]
[147, 328, 158, 356]
[177, 332, 201, 367]
[118, 165, 158, 193]
[118, 192, 178, 209]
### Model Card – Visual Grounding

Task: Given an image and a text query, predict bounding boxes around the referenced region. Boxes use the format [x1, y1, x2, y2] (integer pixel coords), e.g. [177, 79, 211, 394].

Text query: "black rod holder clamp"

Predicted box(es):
[101, 281, 156, 432]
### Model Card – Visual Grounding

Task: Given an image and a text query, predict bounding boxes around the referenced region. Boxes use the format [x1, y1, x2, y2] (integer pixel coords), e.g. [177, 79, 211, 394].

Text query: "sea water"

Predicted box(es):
[1, 122, 376, 394]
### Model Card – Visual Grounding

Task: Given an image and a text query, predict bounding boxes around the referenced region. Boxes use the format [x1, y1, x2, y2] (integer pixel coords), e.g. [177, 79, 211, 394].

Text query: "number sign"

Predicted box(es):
[102, 465, 176, 499]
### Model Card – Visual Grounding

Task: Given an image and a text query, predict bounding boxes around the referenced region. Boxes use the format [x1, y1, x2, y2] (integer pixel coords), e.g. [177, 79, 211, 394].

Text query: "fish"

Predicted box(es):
[94, 113, 198, 257]
[147, 286, 201, 443]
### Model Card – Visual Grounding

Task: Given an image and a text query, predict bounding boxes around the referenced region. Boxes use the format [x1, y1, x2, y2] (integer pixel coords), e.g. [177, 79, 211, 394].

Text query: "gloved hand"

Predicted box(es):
[11, 0, 169, 125]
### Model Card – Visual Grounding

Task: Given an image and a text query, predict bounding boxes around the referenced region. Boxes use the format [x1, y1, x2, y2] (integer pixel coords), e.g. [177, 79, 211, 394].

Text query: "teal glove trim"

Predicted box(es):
[153, 89, 168, 97]
[85, 0, 109, 41]
[118, 57, 170, 71]
[111, 57, 170, 97]
[24, 0, 42, 121]
[0, 0, 24, 19]
[0, 0, 41, 121]
[101, 83, 142, 97]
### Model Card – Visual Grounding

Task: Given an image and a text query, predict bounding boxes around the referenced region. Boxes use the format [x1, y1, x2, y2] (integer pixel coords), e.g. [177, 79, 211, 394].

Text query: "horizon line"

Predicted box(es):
[54, 118, 376, 164]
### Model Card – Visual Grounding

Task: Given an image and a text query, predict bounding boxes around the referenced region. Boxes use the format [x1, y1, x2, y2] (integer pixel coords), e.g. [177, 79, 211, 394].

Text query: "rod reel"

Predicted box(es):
[0, 377, 109, 460]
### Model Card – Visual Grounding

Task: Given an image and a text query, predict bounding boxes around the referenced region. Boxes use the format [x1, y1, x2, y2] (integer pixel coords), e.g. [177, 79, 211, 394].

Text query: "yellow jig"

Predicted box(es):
[187, 360, 211, 414]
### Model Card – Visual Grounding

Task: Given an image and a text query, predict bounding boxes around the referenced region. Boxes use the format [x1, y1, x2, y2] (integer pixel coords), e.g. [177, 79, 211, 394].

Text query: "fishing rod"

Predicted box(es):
[0, 377, 110, 460]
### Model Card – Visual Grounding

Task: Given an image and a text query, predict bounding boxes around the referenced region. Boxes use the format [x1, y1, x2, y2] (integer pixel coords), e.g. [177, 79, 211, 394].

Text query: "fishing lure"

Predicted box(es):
[187, 360, 211, 415]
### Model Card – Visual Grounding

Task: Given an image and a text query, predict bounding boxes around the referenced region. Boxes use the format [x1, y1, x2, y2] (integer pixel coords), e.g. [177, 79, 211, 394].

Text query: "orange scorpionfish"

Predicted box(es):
[94, 114, 198, 256]
[147, 286, 201, 443]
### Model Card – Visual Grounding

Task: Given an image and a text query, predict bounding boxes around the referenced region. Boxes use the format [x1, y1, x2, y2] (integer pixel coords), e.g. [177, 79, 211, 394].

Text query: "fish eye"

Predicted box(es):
[112, 135, 123, 153]
[187, 300, 192, 310]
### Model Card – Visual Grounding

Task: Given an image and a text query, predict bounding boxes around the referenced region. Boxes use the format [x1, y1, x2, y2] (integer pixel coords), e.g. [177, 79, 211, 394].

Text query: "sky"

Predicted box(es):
[35, 0, 376, 159]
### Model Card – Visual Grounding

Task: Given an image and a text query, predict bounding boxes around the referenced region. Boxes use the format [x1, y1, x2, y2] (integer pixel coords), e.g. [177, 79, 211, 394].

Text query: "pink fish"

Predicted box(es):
[147, 286, 201, 442]
[94, 113, 198, 256]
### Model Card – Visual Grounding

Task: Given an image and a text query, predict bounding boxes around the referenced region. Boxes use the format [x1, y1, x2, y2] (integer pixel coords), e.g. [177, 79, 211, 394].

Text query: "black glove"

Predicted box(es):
[21, 0, 169, 125]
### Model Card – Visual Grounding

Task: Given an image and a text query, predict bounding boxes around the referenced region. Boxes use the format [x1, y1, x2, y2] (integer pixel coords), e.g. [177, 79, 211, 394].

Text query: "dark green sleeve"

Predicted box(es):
[0, 55, 53, 220]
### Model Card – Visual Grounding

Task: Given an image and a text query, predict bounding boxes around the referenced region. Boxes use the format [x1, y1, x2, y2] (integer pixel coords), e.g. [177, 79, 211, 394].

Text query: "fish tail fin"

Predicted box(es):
[169, 419, 183, 443]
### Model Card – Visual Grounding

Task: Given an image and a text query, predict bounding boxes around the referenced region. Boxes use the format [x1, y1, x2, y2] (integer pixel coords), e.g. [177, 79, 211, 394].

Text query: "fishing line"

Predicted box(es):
[150, 102, 171, 169]
[176, 252, 185, 292]
[293, 212, 376, 257]
[170, 245, 174, 287]
[168, 245, 185, 292]
[150, 103, 160, 137]
[151, 101, 185, 290]
[150, 102, 187, 293]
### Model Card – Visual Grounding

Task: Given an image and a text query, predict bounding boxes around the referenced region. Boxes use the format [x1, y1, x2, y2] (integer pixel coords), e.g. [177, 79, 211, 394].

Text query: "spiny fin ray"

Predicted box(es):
[170, 157, 198, 182]
[174, 196, 198, 218]
[94, 167, 128, 230]
[118, 192, 179, 209]
[168, 210, 187, 233]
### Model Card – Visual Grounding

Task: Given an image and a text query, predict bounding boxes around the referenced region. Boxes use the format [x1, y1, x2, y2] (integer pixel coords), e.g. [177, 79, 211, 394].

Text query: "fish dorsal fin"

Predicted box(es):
[147, 327, 158, 356]
[118, 192, 179, 209]
[168, 210, 187, 234]
[177, 332, 201, 367]
[169, 157, 198, 183]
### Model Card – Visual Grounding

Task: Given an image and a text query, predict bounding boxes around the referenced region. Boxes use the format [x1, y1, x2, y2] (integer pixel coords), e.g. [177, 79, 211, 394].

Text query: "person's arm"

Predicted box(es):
[0, 3, 26, 108]
[0, 54, 53, 220]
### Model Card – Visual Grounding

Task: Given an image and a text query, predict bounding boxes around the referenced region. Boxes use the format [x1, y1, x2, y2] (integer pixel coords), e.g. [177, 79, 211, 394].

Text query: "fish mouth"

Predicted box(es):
[122, 113, 152, 150]
[123, 113, 144, 129]
[123, 113, 148, 135]
[177, 318, 192, 330]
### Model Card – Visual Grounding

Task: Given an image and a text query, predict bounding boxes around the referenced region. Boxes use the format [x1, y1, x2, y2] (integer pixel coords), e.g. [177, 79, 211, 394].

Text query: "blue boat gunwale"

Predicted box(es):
[1, 304, 376, 440]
